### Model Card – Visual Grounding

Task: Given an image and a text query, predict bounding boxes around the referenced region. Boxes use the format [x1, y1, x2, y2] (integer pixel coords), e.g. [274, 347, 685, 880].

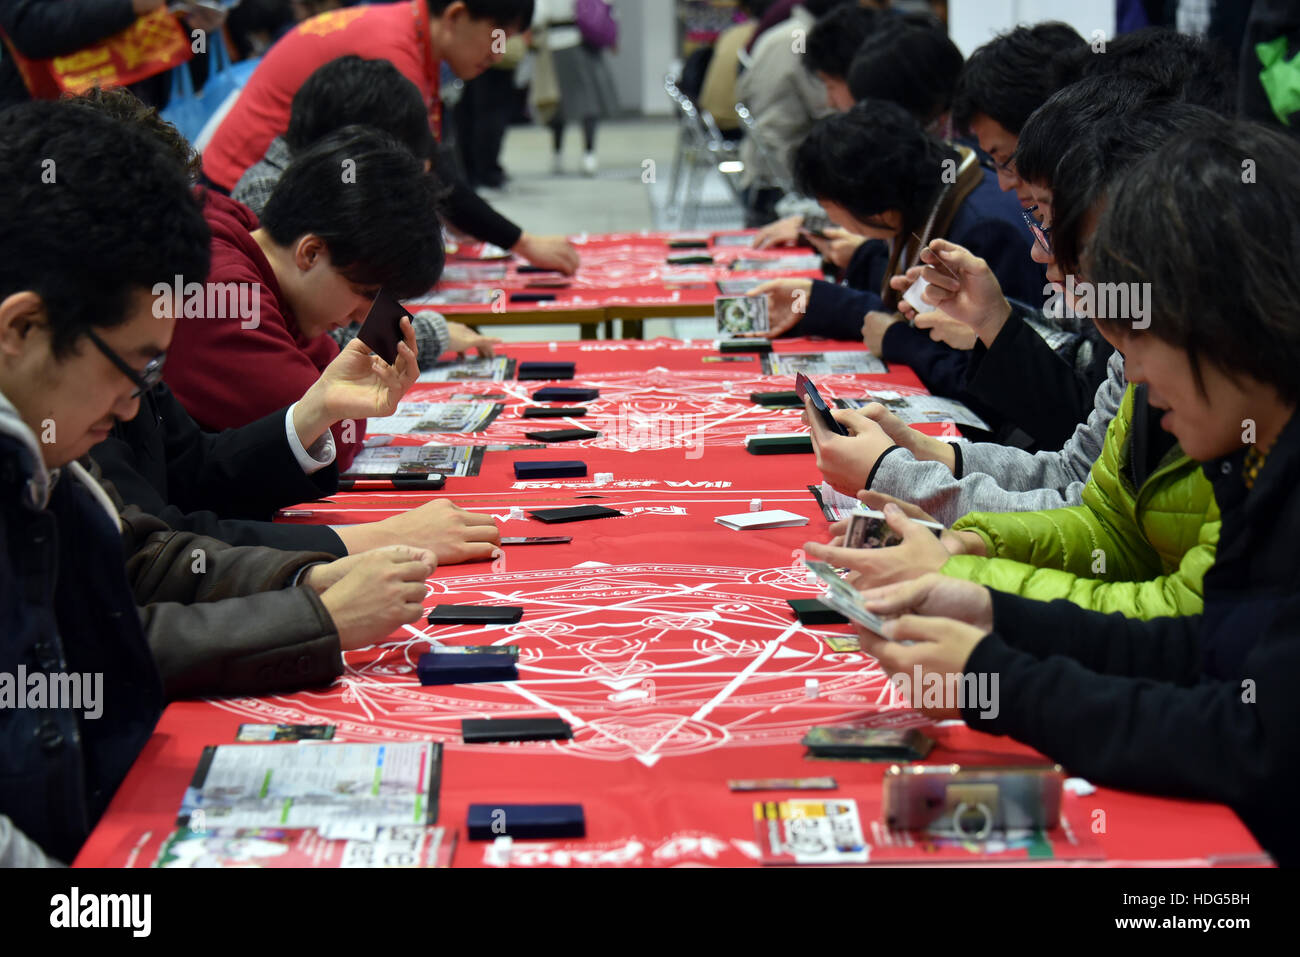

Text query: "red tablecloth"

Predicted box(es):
[75, 339, 1267, 868]
[425, 231, 822, 315]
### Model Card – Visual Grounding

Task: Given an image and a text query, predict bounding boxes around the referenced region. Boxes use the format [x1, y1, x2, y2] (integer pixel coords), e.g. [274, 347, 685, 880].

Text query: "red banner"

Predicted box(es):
[1, 9, 192, 98]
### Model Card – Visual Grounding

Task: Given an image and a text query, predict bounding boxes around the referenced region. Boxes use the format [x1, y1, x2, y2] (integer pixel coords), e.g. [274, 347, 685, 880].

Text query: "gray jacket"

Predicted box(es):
[871, 350, 1126, 525]
[736, 8, 832, 190]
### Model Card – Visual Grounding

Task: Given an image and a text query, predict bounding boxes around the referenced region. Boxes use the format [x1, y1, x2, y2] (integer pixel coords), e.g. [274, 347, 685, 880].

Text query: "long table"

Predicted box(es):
[75, 338, 1267, 868]
[424, 231, 824, 338]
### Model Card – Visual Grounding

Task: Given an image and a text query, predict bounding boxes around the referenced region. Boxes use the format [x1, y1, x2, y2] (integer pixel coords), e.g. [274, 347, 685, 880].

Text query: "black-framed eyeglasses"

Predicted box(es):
[1022, 204, 1053, 255]
[84, 328, 165, 399]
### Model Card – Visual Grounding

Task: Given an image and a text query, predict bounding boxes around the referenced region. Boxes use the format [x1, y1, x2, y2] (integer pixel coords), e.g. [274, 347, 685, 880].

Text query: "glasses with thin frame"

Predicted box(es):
[84, 328, 165, 399]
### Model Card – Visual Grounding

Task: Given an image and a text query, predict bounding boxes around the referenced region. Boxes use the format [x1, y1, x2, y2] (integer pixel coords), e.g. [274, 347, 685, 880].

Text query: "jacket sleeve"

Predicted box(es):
[962, 591, 1300, 833]
[435, 146, 523, 250]
[119, 507, 344, 700]
[942, 506, 1219, 618]
[0, 0, 137, 58]
[793, 280, 882, 340]
[0, 814, 62, 867]
[877, 321, 972, 401]
[965, 302, 1111, 450]
[156, 386, 337, 519]
[867, 349, 1126, 525]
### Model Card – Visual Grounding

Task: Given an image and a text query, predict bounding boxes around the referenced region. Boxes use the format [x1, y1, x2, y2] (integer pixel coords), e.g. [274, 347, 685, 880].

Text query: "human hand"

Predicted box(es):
[315, 546, 437, 651]
[861, 310, 900, 355]
[806, 226, 865, 271]
[888, 239, 1013, 347]
[854, 613, 990, 720]
[803, 503, 956, 591]
[513, 233, 580, 274]
[747, 278, 813, 338]
[858, 572, 994, 631]
[446, 320, 503, 359]
[375, 499, 502, 564]
[913, 311, 979, 350]
[752, 215, 804, 249]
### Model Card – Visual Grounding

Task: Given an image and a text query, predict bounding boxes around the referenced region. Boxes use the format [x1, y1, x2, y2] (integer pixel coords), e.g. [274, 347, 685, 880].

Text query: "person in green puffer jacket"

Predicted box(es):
[940, 382, 1218, 618]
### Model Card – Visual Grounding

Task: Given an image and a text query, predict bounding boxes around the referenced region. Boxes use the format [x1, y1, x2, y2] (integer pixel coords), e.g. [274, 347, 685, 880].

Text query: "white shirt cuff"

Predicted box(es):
[285, 402, 337, 475]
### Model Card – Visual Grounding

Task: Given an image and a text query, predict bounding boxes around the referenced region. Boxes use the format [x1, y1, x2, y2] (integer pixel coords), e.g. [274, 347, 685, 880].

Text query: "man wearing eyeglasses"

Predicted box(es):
[0, 101, 443, 867]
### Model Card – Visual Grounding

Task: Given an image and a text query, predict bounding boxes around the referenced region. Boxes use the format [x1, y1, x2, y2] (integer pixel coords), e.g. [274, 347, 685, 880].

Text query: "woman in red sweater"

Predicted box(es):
[164, 125, 444, 469]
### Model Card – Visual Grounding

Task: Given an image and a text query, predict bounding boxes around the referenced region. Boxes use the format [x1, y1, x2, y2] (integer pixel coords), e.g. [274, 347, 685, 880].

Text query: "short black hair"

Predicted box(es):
[0, 101, 210, 359]
[847, 16, 963, 124]
[1087, 118, 1300, 404]
[793, 99, 957, 233]
[286, 55, 436, 159]
[803, 0, 855, 17]
[951, 22, 1085, 134]
[805, 4, 879, 80]
[261, 125, 445, 300]
[429, 0, 534, 31]
[1013, 73, 1171, 186]
[1050, 100, 1220, 272]
[1054, 27, 1233, 115]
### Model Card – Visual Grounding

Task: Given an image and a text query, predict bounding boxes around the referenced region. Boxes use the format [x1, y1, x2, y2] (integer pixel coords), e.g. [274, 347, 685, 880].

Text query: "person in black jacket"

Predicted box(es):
[749, 101, 1043, 412]
[850, 119, 1300, 866]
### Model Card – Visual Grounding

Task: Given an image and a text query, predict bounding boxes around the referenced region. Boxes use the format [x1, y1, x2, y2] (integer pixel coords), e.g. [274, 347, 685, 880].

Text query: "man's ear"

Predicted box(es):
[0, 292, 47, 359]
[293, 234, 328, 273]
[439, 1, 469, 26]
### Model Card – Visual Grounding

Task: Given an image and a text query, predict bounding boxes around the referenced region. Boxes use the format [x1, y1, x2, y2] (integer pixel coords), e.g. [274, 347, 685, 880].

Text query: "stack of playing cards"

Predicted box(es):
[715, 509, 809, 530]
[802, 726, 935, 761]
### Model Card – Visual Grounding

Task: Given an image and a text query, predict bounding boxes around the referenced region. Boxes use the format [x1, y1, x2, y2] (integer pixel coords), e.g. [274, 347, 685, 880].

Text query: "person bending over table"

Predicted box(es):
[165, 126, 441, 473]
[803, 103, 1226, 624]
[202, 0, 579, 275]
[845, 119, 1300, 867]
[803, 76, 1231, 523]
[749, 101, 1043, 416]
[78, 87, 500, 563]
[233, 56, 501, 366]
[0, 103, 439, 867]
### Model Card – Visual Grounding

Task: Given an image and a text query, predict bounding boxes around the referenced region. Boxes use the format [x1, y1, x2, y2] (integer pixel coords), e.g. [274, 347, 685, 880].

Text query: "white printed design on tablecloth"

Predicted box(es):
[207, 564, 923, 765]
[373, 369, 947, 451]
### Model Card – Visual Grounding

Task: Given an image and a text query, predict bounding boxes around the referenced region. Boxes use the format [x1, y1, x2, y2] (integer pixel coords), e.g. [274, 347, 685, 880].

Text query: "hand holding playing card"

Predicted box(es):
[888, 239, 1013, 347]
[858, 572, 995, 632]
[854, 615, 989, 720]
[803, 503, 955, 590]
[317, 318, 420, 419]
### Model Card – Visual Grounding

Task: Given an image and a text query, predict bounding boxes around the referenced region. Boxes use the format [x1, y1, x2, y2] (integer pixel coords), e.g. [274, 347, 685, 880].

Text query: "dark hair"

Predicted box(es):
[793, 99, 957, 233]
[261, 125, 445, 300]
[66, 86, 202, 182]
[1049, 101, 1220, 272]
[429, 0, 534, 31]
[1013, 73, 1171, 186]
[1054, 27, 1233, 115]
[0, 101, 210, 359]
[804, 4, 879, 80]
[738, 0, 774, 16]
[803, 0, 855, 18]
[951, 22, 1085, 134]
[286, 56, 436, 159]
[1087, 119, 1300, 403]
[847, 16, 963, 124]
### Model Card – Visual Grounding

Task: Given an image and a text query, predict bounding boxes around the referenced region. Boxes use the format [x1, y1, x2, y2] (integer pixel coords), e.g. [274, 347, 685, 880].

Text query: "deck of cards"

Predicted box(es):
[844, 506, 945, 549]
[715, 295, 769, 337]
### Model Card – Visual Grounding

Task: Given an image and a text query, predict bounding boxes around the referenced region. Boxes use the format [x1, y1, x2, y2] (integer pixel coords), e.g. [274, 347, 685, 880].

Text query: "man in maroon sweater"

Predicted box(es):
[165, 125, 443, 471]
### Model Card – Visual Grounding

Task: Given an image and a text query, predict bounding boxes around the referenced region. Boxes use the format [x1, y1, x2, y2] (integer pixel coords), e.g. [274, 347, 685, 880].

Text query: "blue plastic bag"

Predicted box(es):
[160, 39, 259, 145]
